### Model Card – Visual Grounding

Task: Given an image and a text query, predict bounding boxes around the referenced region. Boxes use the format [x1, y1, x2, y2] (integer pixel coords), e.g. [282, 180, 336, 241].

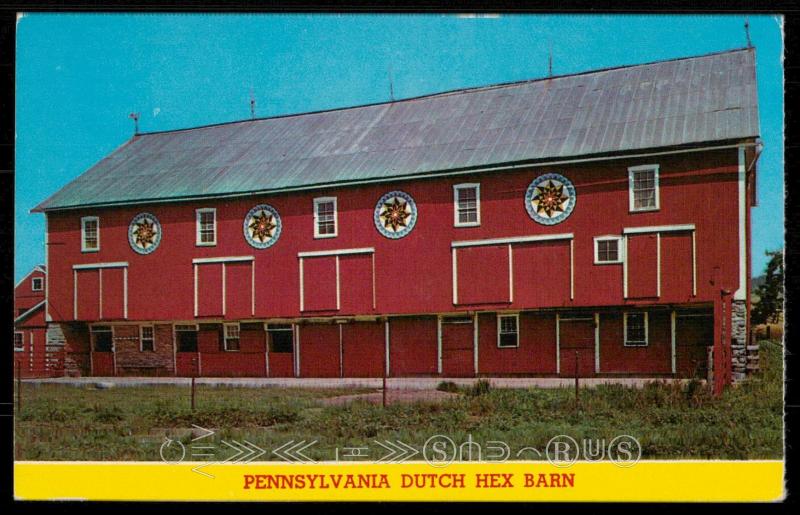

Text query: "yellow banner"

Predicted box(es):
[14, 460, 784, 502]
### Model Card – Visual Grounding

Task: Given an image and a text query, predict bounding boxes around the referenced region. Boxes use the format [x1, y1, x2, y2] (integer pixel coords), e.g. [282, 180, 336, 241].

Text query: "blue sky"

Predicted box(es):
[15, 13, 784, 282]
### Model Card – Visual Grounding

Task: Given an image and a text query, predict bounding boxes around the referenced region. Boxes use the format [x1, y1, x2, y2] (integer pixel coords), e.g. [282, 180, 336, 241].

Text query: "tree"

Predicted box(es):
[752, 249, 784, 325]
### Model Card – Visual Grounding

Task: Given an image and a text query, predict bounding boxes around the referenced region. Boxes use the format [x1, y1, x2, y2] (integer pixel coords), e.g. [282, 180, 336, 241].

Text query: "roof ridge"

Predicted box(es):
[136, 47, 754, 137]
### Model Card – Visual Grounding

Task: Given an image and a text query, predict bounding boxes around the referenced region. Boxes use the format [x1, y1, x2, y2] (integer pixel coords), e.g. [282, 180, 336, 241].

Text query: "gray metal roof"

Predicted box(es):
[34, 48, 759, 212]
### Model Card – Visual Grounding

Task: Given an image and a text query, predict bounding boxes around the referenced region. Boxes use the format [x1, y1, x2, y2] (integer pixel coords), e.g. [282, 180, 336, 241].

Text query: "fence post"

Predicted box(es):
[382, 374, 387, 408]
[191, 376, 196, 412]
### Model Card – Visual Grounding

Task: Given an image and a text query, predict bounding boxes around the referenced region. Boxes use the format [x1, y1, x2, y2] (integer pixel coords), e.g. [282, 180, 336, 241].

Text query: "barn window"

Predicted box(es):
[497, 314, 519, 348]
[196, 208, 217, 246]
[81, 216, 100, 252]
[628, 165, 660, 212]
[140, 325, 155, 352]
[14, 332, 24, 352]
[623, 312, 648, 347]
[31, 277, 43, 291]
[175, 324, 198, 352]
[453, 183, 480, 227]
[267, 323, 294, 353]
[594, 236, 623, 264]
[313, 197, 337, 238]
[91, 325, 113, 352]
[224, 323, 241, 351]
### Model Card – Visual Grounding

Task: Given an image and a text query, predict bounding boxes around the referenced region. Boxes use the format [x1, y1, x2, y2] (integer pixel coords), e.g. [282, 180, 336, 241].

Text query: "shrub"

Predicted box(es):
[466, 379, 491, 397]
[436, 381, 460, 393]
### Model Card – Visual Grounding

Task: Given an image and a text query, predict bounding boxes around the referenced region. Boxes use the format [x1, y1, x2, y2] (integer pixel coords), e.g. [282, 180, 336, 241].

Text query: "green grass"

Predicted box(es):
[15, 341, 783, 461]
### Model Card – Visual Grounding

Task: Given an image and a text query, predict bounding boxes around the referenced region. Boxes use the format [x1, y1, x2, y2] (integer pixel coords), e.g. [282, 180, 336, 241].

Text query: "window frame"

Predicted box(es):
[593, 235, 624, 265]
[313, 197, 338, 239]
[81, 216, 100, 253]
[14, 331, 24, 352]
[174, 324, 199, 353]
[89, 324, 114, 352]
[195, 208, 217, 247]
[623, 312, 649, 347]
[266, 323, 295, 353]
[223, 323, 241, 352]
[453, 183, 481, 227]
[496, 313, 520, 349]
[31, 277, 44, 291]
[140, 325, 155, 352]
[628, 164, 660, 213]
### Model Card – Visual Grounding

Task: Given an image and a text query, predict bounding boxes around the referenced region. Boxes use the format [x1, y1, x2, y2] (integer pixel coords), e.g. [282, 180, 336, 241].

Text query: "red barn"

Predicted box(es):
[31, 49, 760, 392]
[13, 265, 62, 377]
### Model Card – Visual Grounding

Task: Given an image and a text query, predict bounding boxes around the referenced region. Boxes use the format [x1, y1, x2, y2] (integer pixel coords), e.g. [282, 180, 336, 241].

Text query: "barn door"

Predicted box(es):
[175, 325, 199, 377]
[559, 316, 595, 377]
[440, 316, 474, 377]
[675, 311, 713, 378]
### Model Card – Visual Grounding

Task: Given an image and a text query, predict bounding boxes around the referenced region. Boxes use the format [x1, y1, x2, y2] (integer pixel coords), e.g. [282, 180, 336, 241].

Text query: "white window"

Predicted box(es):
[224, 323, 240, 351]
[81, 216, 100, 252]
[90, 325, 113, 352]
[623, 312, 648, 347]
[31, 277, 43, 291]
[453, 183, 480, 227]
[267, 323, 294, 353]
[497, 314, 519, 348]
[140, 325, 155, 352]
[196, 208, 217, 246]
[313, 197, 337, 238]
[628, 165, 659, 212]
[14, 332, 24, 352]
[594, 236, 623, 264]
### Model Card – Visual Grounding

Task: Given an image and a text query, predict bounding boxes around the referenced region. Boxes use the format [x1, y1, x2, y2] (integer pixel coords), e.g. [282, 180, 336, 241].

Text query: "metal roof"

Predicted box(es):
[33, 48, 759, 212]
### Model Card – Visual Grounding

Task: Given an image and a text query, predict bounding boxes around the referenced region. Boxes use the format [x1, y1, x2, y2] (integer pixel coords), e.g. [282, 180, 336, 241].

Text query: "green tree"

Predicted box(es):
[752, 249, 784, 325]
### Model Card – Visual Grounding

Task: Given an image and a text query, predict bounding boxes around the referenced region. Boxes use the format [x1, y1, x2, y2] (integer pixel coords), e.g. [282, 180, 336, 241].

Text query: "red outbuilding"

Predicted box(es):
[13, 265, 62, 377]
[30, 48, 761, 392]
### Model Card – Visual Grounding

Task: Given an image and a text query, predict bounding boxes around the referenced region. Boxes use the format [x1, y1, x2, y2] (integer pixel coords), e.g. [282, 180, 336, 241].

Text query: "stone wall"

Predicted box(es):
[47, 323, 89, 377]
[114, 324, 175, 376]
[731, 299, 748, 382]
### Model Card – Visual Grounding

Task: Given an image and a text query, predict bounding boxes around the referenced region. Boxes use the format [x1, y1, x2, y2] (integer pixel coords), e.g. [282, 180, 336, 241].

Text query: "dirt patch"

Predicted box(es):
[319, 389, 460, 406]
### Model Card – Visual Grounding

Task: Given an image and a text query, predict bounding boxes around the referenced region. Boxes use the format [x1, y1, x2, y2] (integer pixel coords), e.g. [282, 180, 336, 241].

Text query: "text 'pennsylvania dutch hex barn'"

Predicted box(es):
[32, 48, 760, 393]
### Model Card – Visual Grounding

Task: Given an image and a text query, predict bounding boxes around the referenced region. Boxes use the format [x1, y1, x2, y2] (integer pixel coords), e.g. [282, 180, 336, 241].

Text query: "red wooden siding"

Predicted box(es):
[92, 352, 114, 376]
[626, 234, 659, 299]
[389, 316, 438, 376]
[268, 353, 294, 377]
[76, 269, 100, 320]
[558, 316, 595, 377]
[225, 261, 253, 319]
[440, 318, 474, 377]
[302, 257, 338, 312]
[512, 241, 571, 307]
[456, 245, 509, 305]
[660, 232, 694, 303]
[338, 254, 374, 314]
[477, 312, 557, 375]
[299, 323, 340, 377]
[196, 264, 223, 317]
[101, 267, 125, 320]
[341, 322, 384, 377]
[599, 311, 672, 374]
[176, 353, 199, 377]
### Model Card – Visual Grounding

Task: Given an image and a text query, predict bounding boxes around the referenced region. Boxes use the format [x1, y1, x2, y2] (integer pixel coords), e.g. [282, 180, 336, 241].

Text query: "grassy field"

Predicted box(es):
[15, 340, 783, 461]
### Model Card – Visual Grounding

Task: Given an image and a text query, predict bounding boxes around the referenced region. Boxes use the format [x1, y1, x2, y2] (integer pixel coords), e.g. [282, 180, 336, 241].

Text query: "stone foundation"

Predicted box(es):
[731, 300, 748, 382]
[47, 323, 90, 377]
[113, 324, 175, 376]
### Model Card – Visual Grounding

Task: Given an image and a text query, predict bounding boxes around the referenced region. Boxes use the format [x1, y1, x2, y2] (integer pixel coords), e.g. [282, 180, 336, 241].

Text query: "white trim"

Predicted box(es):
[294, 324, 301, 377]
[338, 323, 344, 378]
[384, 319, 390, 377]
[372, 253, 377, 310]
[37, 142, 758, 213]
[29, 333, 34, 369]
[80, 216, 100, 252]
[451, 233, 573, 248]
[508, 244, 514, 303]
[691, 231, 697, 297]
[45, 216, 50, 322]
[73, 262, 128, 270]
[98, 268, 103, 319]
[623, 312, 649, 347]
[628, 164, 660, 212]
[473, 315, 479, 374]
[221, 263, 227, 317]
[622, 235, 628, 298]
[594, 313, 600, 374]
[451, 248, 458, 305]
[735, 145, 747, 300]
[299, 259, 305, 312]
[192, 256, 254, 264]
[569, 239, 574, 300]
[251, 260, 256, 316]
[623, 224, 695, 234]
[31, 276, 44, 292]
[496, 313, 520, 348]
[670, 310, 677, 374]
[16, 265, 47, 290]
[195, 208, 217, 246]
[555, 313, 560, 375]
[223, 322, 240, 352]
[656, 233, 661, 298]
[13, 331, 24, 352]
[313, 197, 338, 239]
[123, 267, 128, 320]
[436, 316, 442, 374]
[13, 300, 46, 324]
[453, 183, 481, 227]
[297, 247, 374, 258]
[73, 269, 78, 320]
[335, 256, 341, 311]
[139, 325, 155, 352]
[593, 235, 624, 265]
[193, 265, 199, 317]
